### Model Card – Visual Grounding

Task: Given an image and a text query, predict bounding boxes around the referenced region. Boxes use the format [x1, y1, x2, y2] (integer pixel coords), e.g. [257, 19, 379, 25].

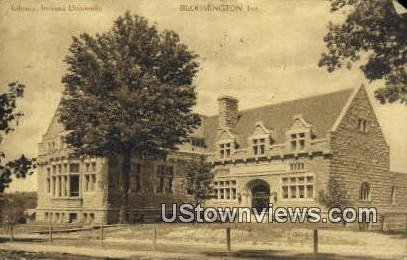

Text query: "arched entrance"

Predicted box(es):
[243, 179, 271, 212]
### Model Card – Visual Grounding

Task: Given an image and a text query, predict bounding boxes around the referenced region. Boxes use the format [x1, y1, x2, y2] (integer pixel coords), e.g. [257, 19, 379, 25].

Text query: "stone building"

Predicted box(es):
[34, 85, 407, 229]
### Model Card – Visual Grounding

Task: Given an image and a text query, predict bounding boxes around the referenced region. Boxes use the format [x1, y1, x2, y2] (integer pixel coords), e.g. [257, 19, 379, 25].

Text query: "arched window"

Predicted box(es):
[359, 182, 370, 201]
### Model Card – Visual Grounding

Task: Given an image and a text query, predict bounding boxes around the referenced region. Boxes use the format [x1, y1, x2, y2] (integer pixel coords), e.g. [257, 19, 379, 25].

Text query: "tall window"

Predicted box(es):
[391, 186, 396, 206]
[253, 138, 266, 156]
[290, 133, 305, 151]
[131, 163, 142, 193]
[156, 165, 174, 193]
[70, 175, 80, 197]
[84, 174, 96, 192]
[47, 177, 51, 193]
[359, 182, 370, 201]
[219, 143, 231, 159]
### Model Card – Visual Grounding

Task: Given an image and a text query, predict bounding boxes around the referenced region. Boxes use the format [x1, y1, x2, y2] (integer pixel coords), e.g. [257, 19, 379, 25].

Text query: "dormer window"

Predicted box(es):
[358, 118, 367, 132]
[253, 138, 266, 156]
[219, 143, 231, 159]
[290, 132, 305, 151]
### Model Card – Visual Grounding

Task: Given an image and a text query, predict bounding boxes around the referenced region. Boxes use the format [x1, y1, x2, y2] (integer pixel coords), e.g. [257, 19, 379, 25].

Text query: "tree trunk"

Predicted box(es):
[119, 150, 131, 224]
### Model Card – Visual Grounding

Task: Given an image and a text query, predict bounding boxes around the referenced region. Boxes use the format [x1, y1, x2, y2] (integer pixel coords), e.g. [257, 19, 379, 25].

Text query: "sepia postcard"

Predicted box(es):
[0, 0, 406, 259]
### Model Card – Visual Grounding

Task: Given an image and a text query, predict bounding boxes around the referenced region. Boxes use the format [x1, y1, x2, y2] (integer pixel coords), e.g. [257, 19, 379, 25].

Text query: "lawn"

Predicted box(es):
[0, 223, 406, 259]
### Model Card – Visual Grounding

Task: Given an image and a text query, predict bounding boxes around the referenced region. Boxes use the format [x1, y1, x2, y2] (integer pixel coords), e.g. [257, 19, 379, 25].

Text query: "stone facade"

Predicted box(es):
[34, 85, 407, 228]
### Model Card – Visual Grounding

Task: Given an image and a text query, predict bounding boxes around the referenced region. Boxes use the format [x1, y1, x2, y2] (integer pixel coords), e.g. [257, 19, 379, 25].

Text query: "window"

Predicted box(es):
[58, 164, 62, 174]
[63, 176, 68, 196]
[47, 177, 50, 193]
[358, 118, 368, 132]
[85, 163, 90, 172]
[289, 161, 305, 172]
[290, 133, 306, 151]
[190, 137, 205, 148]
[84, 174, 96, 192]
[219, 143, 231, 159]
[91, 162, 96, 172]
[45, 212, 49, 221]
[90, 175, 96, 191]
[52, 177, 56, 196]
[156, 165, 165, 193]
[89, 213, 95, 223]
[47, 167, 51, 176]
[131, 163, 142, 193]
[69, 213, 77, 223]
[156, 165, 173, 193]
[70, 175, 80, 197]
[359, 182, 370, 201]
[391, 186, 396, 206]
[69, 163, 80, 173]
[213, 180, 237, 200]
[167, 166, 174, 193]
[253, 138, 266, 156]
[282, 176, 314, 200]
[57, 176, 62, 197]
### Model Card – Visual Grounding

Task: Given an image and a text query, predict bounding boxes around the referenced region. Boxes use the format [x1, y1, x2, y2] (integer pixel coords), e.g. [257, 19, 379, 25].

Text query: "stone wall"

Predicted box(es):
[329, 86, 393, 228]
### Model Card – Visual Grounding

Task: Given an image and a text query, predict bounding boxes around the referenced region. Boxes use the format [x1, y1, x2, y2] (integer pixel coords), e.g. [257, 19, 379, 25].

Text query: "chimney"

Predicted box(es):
[217, 95, 239, 129]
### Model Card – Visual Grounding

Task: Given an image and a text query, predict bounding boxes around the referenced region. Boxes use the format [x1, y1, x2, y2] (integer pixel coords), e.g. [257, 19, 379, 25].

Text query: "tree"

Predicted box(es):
[0, 82, 36, 194]
[184, 157, 214, 206]
[319, 0, 406, 104]
[59, 12, 200, 223]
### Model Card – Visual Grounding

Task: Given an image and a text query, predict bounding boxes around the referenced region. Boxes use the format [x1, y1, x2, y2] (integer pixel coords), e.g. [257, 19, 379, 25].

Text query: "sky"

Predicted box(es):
[0, 0, 406, 192]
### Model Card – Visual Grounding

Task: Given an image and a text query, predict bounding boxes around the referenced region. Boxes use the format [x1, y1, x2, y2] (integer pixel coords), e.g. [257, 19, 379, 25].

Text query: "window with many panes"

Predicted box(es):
[219, 143, 232, 159]
[213, 180, 237, 200]
[253, 138, 266, 156]
[282, 176, 313, 200]
[288, 160, 305, 172]
[290, 133, 306, 151]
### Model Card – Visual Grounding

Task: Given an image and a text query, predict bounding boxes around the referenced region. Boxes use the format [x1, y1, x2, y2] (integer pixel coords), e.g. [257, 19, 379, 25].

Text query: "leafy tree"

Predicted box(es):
[319, 0, 406, 104]
[59, 12, 200, 223]
[184, 157, 214, 206]
[0, 82, 36, 194]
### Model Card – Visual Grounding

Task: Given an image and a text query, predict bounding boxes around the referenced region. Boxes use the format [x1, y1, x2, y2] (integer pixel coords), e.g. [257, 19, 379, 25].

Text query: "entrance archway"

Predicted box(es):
[244, 179, 271, 212]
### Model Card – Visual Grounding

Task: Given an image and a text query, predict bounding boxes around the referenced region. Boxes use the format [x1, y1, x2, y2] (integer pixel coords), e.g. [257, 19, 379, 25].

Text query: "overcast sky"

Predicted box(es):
[1, 0, 406, 192]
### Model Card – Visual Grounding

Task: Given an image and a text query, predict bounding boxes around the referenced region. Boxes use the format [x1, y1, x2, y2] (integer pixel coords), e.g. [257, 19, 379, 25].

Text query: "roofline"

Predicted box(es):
[329, 85, 362, 132]
[205, 88, 355, 118]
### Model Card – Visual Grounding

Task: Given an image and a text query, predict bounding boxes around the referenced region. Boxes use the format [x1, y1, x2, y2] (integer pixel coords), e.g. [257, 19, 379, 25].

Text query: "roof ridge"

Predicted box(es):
[204, 87, 354, 117]
[238, 88, 354, 114]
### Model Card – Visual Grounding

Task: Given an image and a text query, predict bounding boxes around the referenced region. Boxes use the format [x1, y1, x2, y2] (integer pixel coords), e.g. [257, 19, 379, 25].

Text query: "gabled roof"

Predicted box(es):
[202, 88, 354, 152]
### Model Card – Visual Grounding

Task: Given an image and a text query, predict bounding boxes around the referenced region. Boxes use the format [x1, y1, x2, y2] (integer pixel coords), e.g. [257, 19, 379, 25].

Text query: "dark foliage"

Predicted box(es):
[0, 83, 36, 193]
[59, 12, 200, 223]
[319, 0, 406, 104]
